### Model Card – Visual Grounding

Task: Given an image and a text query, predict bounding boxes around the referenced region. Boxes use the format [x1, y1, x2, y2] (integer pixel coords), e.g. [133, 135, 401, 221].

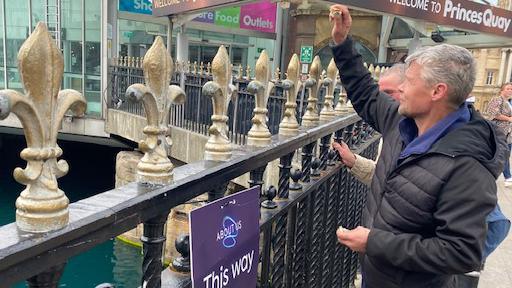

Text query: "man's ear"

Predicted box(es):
[432, 83, 448, 102]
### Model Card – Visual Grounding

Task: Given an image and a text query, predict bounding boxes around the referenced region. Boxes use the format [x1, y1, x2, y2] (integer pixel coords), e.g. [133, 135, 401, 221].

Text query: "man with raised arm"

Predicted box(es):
[330, 4, 507, 288]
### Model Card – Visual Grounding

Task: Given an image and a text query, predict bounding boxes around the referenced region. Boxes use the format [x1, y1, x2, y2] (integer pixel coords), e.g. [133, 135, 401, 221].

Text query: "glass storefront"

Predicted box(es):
[117, 0, 277, 76]
[117, 18, 277, 79]
[118, 19, 168, 59]
[0, 0, 102, 117]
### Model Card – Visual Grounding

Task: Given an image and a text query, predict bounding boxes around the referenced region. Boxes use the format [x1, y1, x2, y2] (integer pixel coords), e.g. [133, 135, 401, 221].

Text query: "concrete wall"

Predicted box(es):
[0, 114, 109, 138]
[105, 109, 208, 163]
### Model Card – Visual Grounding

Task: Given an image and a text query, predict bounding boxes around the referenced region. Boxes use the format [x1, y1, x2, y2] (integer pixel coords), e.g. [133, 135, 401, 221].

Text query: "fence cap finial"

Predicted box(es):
[0, 22, 87, 232]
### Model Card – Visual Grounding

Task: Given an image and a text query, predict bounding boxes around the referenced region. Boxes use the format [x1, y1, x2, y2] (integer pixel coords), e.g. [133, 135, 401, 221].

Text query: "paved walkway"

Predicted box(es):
[479, 177, 512, 288]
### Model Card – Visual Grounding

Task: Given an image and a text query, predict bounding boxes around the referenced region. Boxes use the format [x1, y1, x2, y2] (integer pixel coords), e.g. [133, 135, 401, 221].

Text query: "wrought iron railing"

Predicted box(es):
[0, 114, 379, 288]
[108, 63, 336, 145]
[0, 28, 383, 288]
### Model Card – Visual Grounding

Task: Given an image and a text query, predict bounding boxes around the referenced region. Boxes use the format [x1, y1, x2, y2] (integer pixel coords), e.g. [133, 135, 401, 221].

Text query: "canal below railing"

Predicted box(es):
[0, 134, 143, 288]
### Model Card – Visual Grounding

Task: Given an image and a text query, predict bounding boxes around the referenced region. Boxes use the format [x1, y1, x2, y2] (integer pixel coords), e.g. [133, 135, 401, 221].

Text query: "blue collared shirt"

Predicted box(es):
[398, 103, 471, 160]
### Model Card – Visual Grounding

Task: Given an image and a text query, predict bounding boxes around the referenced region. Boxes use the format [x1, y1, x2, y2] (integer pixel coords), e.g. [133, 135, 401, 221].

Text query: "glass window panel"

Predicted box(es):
[201, 45, 221, 63]
[231, 47, 247, 68]
[5, 0, 29, 91]
[62, 0, 82, 87]
[85, 75, 101, 117]
[31, 0, 45, 30]
[0, 0, 4, 88]
[85, 0, 101, 117]
[118, 19, 167, 58]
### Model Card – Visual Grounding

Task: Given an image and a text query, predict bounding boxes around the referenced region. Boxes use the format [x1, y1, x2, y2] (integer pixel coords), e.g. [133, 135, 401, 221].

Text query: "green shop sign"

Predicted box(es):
[214, 7, 240, 28]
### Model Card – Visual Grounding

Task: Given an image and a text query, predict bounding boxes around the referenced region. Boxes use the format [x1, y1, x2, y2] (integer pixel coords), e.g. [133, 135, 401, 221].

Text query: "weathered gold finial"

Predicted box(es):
[334, 73, 350, 115]
[320, 59, 337, 121]
[302, 55, 322, 127]
[279, 54, 300, 136]
[274, 67, 281, 82]
[0, 22, 87, 233]
[125, 36, 186, 185]
[247, 50, 272, 147]
[245, 66, 252, 80]
[202, 46, 236, 161]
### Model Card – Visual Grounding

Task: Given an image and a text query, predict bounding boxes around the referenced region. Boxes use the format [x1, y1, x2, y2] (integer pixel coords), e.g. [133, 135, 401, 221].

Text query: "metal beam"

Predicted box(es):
[378, 15, 394, 63]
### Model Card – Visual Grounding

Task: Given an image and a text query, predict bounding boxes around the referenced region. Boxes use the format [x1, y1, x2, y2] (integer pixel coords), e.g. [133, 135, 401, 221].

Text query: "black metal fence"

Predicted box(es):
[0, 113, 379, 288]
[109, 65, 336, 145]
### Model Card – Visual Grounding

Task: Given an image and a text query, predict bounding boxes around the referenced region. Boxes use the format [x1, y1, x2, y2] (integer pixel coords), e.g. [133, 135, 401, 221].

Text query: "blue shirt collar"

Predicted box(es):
[399, 103, 471, 159]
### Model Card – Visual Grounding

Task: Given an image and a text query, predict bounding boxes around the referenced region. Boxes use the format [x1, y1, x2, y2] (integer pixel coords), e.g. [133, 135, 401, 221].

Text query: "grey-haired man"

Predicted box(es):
[330, 4, 507, 288]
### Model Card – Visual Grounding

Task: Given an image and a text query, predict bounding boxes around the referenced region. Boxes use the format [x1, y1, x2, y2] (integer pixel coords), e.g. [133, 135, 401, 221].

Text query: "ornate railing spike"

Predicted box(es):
[274, 67, 281, 82]
[0, 22, 87, 233]
[320, 59, 337, 121]
[279, 54, 300, 136]
[247, 50, 273, 147]
[125, 36, 186, 185]
[202, 45, 235, 161]
[302, 55, 322, 127]
[335, 74, 350, 115]
[246, 66, 252, 80]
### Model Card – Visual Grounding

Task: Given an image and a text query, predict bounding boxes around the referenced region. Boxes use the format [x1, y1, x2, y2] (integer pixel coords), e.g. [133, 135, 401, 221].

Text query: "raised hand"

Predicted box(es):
[330, 4, 352, 45]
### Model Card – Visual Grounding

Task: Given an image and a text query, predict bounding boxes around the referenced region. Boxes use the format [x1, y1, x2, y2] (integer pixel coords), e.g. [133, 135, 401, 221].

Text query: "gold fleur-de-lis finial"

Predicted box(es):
[237, 64, 243, 80]
[302, 55, 322, 127]
[200, 61, 205, 75]
[279, 54, 300, 136]
[334, 73, 350, 115]
[320, 58, 337, 121]
[207, 62, 212, 76]
[245, 66, 252, 80]
[247, 50, 273, 146]
[125, 36, 186, 185]
[274, 67, 281, 82]
[374, 65, 381, 80]
[0, 23, 86, 233]
[202, 46, 236, 161]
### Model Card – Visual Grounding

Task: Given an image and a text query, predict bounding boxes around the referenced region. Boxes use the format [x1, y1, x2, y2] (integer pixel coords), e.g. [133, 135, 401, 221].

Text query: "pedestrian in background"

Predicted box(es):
[485, 82, 512, 186]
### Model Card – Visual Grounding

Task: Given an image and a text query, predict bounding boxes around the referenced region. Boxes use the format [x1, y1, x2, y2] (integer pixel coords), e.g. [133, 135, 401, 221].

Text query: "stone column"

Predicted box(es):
[498, 49, 507, 85]
[506, 50, 512, 84]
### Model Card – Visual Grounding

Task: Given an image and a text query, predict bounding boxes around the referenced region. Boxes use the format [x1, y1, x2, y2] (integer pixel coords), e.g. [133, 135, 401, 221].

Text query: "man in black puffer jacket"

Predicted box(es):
[330, 5, 508, 288]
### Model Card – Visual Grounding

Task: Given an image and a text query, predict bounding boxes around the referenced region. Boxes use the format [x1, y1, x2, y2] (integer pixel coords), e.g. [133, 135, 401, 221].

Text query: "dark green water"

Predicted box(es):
[0, 134, 143, 288]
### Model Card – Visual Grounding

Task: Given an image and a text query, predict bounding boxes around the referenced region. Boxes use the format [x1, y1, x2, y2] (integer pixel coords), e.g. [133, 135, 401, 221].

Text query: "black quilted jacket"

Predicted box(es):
[332, 37, 507, 288]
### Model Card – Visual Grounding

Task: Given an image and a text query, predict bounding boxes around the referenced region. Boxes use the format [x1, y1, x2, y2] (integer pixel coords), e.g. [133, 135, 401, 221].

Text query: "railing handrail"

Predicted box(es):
[0, 112, 363, 286]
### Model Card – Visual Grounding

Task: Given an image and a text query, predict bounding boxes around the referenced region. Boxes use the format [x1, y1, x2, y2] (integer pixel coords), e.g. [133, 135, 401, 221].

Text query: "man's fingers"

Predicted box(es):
[340, 5, 352, 27]
[336, 226, 351, 240]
